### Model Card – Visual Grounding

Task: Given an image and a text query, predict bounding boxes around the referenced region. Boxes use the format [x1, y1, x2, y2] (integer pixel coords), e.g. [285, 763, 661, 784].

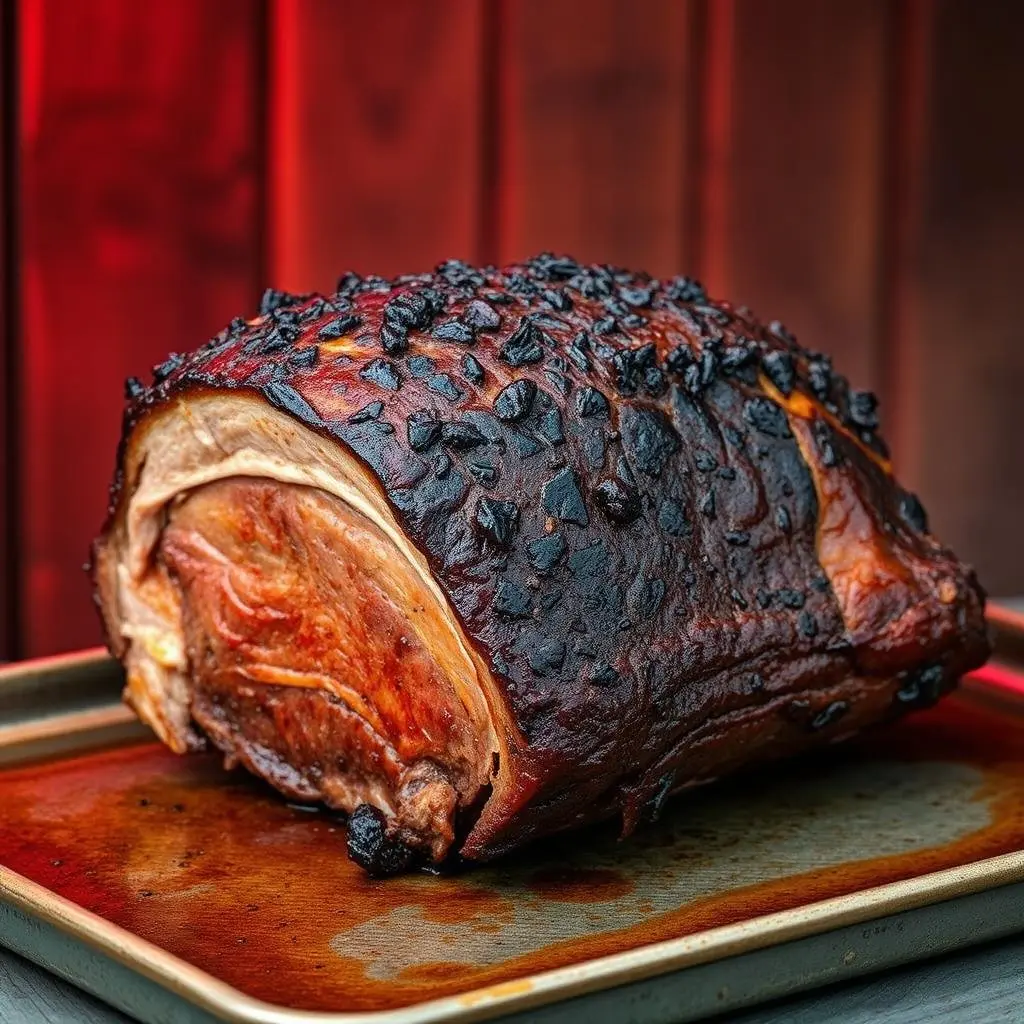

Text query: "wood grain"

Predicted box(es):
[0, 948, 132, 1024]
[698, 0, 890, 393]
[0, 1, 13, 659]
[18, 0, 263, 655]
[885, 1, 1024, 596]
[9, 0, 1023, 645]
[497, 0, 694, 276]
[731, 936, 1024, 1024]
[269, 0, 486, 292]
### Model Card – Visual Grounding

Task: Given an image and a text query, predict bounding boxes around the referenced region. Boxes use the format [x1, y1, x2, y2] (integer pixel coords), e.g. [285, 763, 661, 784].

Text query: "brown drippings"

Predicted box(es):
[1, 684, 1022, 1013]
[527, 867, 635, 903]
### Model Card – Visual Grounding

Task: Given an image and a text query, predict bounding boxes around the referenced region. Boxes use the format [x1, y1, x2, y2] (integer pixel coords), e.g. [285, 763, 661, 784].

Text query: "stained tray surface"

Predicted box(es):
[0, 676, 1022, 1015]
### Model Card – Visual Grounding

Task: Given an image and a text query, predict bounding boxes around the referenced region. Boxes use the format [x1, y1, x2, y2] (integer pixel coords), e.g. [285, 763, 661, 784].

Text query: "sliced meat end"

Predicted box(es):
[159, 476, 495, 861]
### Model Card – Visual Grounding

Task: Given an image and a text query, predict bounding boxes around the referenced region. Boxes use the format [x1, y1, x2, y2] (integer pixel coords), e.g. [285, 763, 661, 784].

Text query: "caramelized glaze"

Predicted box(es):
[1, 685, 1021, 1013]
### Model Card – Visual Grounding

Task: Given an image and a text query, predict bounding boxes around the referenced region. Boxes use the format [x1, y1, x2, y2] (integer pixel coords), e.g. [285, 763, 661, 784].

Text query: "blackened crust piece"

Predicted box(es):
[98, 254, 989, 863]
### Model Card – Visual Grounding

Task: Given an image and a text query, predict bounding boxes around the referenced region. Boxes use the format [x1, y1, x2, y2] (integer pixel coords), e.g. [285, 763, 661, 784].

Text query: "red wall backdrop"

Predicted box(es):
[2, 0, 1023, 658]
[1, 0, 14, 659]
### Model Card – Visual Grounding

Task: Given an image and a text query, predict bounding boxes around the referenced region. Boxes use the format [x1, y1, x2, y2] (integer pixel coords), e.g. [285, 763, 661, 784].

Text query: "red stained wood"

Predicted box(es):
[0, 2, 13, 658]
[8, 0, 1024, 655]
[886, 1, 1024, 595]
[269, 0, 486, 292]
[18, 0, 263, 654]
[698, 0, 890, 394]
[497, 0, 694, 277]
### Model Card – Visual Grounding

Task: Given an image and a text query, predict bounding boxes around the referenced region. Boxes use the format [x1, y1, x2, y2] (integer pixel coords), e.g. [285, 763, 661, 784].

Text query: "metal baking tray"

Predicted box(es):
[2, 608, 1023, 1024]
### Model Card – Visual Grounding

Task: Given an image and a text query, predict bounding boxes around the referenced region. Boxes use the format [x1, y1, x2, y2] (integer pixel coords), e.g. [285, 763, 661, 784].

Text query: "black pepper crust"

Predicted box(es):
[99, 254, 990, 861]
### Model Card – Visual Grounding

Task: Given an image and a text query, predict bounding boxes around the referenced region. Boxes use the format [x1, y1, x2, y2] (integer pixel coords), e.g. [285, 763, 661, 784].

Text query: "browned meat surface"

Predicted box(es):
[92, 255, 989, 873]
[162, 477, 493, 859]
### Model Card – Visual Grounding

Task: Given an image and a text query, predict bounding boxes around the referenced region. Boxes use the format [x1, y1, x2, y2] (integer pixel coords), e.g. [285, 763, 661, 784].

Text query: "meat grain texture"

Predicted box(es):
[92, 255, 990, 874]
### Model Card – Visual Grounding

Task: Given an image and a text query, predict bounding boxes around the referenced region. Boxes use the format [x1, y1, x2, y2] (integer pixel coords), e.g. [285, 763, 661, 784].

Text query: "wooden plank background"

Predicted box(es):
[496, 0, 694, 275]
[16, 0, 264, 656]
[886, 0, 1024, 597]
[697, 0, 891, 393]
[269, 0, 486, 290]
[4, 0, 1023, 654]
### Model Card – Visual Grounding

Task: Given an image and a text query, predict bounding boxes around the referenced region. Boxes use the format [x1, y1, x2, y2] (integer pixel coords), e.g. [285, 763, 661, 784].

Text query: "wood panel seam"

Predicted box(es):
[875, 0, 934, 470]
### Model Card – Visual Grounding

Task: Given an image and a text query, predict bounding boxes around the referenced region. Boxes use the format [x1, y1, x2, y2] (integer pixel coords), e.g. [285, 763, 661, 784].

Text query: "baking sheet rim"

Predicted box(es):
[3, 849, 1023, 1024]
